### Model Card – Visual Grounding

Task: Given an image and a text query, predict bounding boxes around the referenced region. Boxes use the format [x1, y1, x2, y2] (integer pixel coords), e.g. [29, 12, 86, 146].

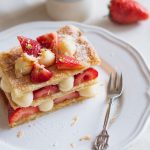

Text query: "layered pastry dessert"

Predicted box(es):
[0, 25, 101, 127]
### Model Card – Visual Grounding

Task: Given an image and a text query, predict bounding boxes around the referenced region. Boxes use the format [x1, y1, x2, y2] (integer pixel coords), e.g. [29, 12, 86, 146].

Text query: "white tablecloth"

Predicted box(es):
[0, 0, 150, 149]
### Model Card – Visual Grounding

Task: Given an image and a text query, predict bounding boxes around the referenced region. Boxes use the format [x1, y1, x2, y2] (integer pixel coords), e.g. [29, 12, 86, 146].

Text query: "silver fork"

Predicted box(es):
[94, 73, 123, 150]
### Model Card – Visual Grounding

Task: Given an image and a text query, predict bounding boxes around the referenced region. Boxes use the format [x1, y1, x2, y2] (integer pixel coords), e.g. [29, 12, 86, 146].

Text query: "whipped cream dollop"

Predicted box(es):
[15, 53, 36, 78]
[11, 91, 33, 107]
[38, 100, 54, 112]
[58, 36, 76, 56]
[59, 76, 74, 92]
[39, 49, 55, 67]
[79, 84, 98, 97]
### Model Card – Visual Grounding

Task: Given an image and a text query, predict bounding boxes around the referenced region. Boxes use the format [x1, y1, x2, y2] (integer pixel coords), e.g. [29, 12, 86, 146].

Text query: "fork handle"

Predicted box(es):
[103, 97, 114, 130]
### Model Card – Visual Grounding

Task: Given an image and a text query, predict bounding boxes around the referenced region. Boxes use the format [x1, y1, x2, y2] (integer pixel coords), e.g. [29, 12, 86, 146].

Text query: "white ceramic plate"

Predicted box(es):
[0, 21, 149, 150]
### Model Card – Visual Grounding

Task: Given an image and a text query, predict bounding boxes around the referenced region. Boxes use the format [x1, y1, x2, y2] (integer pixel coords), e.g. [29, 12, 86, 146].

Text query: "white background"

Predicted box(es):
[0, 0, 150, 149]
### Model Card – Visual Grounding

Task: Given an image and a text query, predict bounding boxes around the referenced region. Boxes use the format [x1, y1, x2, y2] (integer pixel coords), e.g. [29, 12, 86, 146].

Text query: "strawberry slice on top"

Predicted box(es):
[17, 36, 41, 57]
[109, 0, 149, 24]
[31, 63, 53, 83]
[8, 105, 39, 125]
[36, 32, 58, 51]
[56, 55, 85, 70]
[33, 85, 59, 100]
[74, 68, 98, 86]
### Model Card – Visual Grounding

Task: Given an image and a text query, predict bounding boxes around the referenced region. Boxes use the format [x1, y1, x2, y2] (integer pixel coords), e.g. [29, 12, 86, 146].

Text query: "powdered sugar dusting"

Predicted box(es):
[75, 44, 89, 62]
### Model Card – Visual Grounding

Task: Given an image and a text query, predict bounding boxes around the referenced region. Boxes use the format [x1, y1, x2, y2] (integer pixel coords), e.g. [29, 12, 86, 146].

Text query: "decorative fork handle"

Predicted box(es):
[103, 97, 114, 130]
[94, 97, 114, 150]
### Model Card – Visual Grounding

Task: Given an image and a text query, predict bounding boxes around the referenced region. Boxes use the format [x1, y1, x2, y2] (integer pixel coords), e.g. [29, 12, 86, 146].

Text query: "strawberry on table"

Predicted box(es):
[56, 55, 85, 70]
[109, 0, 149, 24]
[36, 32, 58, 51]
[33, 85, 59, 99]
[74, 68, 98, 86]
[31, 63, 53, 83]
[17, 36, 41, 57]
[8, 105, 39, 125]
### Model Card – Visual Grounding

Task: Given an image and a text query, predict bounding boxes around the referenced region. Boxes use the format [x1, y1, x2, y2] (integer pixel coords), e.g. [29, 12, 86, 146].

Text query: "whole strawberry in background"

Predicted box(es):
[109, 0, 149, 24]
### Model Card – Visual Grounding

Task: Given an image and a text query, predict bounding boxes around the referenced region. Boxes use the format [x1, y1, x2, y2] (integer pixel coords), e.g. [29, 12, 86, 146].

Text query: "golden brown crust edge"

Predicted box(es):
[9, 96, 91, 128]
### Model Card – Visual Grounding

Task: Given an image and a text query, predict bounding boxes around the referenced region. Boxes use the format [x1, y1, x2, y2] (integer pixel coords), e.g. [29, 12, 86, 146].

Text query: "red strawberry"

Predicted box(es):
[31, 63, 53, 83]
[56, 55, 84, 70]
[33, 85, 59, 99]
[54, 91, 79, 104]
[36, 32, 58, 51]
[109, 0, 149, 24]
[74, 68, 98, 86]
[8, 105, 39, 125]
[17, 36, 41, 57]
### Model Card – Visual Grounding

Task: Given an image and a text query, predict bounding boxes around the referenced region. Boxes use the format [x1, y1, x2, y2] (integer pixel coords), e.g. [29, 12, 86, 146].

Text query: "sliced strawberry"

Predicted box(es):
[36, 32, 58, 51]
[8, 105, 39, 125]
[109, 0, 149, 24]
[33, 85, 59, 100]
[17, 36, 41, 57]
[31, 63, 53, 83]
[56, 55, 84, 70]
[54, 91, 79, 104]
[74, 68, 98, 86]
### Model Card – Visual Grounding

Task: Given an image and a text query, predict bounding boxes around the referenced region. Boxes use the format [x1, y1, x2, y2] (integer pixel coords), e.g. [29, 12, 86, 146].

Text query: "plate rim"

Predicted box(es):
[0, 21, 149, 150]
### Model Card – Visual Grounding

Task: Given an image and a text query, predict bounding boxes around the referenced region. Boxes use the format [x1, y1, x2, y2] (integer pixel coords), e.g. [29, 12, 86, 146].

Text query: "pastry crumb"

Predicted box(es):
[52, 143, 56, 147]
[28, 124, 31, 127]
[71, 116, 79, 126]
[17, 130, 24, 138]
[70, 143, 75, 148]
[79, 135, 92, 141]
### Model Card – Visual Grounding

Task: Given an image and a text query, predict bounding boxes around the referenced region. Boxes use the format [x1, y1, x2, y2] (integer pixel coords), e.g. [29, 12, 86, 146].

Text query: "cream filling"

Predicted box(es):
[79, 84, 98, 97]
[38, 100, 54, 112]
[58, 36, 76, 56]
[15, 53, 36, 78]
[39, 49, 55, 67]
[59, 76, 74, 92]
[9, 84, 97, 111]
[9, 82, 97, 107]
[38, 84, 98, 112]
[11, 91, 33, 107]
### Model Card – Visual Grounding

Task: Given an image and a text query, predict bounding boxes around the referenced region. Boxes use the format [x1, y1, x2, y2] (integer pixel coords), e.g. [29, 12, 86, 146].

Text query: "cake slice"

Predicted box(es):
[0, 25, 101, 127]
